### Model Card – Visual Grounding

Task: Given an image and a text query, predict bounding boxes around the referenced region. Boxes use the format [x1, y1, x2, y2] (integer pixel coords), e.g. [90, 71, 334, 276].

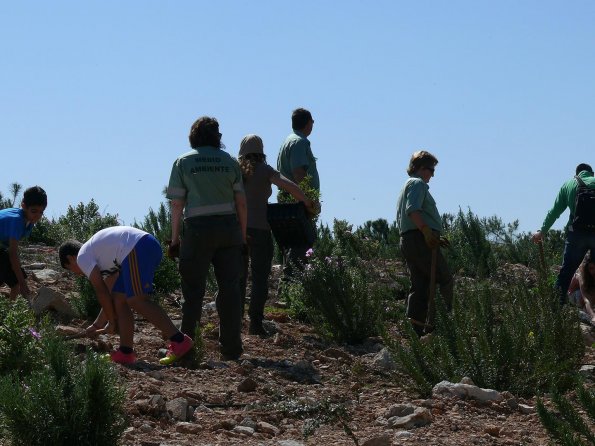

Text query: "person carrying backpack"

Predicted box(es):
[532, 163, 595, 304]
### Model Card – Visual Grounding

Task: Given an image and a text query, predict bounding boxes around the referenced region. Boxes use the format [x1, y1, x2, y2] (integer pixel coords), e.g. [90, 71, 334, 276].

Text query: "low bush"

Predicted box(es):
[0, 332, 127, 446]
[0, 298, 41, 377]
[30, 200, 119, 246]
[386, 279, 584, 397]
[287, 251, 386, 344]
[537, 383, 595, 446]
[70, 276, 102, 320]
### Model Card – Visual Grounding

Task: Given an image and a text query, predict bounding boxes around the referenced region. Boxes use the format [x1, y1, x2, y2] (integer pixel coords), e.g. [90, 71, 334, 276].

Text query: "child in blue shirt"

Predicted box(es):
[0, 186, 47, 299]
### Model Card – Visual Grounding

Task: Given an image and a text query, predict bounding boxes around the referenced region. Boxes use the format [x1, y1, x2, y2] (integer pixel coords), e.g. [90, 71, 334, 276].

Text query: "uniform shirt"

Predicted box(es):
[244, 163, 280, 230]
[276, 131, 320, 191]
[166, 146, 244, 218]
[76, 226, 147, 278]
[0, 208, 34, 248]
[540, 170, 595, 233]
[396, 176, 442, 234]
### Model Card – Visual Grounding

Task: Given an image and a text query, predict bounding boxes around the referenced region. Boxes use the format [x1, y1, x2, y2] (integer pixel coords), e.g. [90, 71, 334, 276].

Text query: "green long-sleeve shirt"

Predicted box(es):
[540, 170, 595, 233]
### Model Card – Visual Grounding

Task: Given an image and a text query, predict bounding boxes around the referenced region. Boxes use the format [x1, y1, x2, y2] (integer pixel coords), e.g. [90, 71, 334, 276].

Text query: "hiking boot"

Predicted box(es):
[102, 350, 137, 365]
[248, 322, 271, 338]
[159, 334, 193, 366]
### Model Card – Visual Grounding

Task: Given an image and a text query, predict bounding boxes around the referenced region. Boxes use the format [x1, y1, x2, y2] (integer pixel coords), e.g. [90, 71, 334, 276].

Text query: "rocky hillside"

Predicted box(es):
[2, 244, 594, 446]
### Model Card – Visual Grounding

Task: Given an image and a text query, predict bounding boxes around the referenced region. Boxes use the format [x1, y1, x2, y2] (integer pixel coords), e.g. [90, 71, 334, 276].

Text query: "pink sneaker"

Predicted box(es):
[103, 349, 137, 364]
[159, 334, 193, 365]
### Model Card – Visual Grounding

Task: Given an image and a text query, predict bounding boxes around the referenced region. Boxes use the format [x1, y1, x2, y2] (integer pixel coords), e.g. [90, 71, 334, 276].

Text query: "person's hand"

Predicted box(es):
[103, 320, 117, 335]
[439, 237, 450, 248]
[19, 282, 31, 299]
[166, 239, 180, 259]
[421, 226, 440, 250]
[532, 231, 543, 244]
[304, 199, 321, 218]
[85, 323, 103, 337]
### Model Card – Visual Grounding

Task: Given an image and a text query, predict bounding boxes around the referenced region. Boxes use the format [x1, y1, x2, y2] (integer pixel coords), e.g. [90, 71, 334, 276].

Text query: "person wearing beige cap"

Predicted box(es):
[239, 134, 314, 337]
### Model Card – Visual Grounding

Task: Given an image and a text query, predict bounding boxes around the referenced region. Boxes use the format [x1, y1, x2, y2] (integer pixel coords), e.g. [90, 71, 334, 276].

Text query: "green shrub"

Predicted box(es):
[30, 200, 119, 246]
[288, 252, 385, 344]
[0, 332, 127, 446]
[70, 276, 102, 320]
[386, 279, 584, 397]
[153, 254, 181, 295]
[537, 383, 595, 446]
[0, 298, 41, 377]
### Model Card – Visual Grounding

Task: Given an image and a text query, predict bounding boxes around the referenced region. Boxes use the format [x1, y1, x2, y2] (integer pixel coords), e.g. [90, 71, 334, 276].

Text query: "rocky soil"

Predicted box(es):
[2, 244, 594, 446]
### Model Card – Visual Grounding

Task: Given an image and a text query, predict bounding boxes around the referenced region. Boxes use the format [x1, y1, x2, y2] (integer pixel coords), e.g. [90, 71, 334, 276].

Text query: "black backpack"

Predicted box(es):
[571, 175, 595, 232]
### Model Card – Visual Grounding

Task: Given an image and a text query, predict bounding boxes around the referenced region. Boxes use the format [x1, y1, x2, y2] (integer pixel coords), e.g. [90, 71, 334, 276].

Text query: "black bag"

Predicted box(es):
[267, 202, 316, 249]
[571, 175, 595, 232]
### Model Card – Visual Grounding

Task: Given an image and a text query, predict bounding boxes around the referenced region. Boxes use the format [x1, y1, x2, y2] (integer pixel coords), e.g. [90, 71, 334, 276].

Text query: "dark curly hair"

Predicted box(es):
[239, 153, 267, 181]
[188, 116, 224, 149]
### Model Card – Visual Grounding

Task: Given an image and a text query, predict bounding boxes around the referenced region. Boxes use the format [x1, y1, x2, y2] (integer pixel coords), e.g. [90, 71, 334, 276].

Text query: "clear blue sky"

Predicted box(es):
[2, 1, 594, 234]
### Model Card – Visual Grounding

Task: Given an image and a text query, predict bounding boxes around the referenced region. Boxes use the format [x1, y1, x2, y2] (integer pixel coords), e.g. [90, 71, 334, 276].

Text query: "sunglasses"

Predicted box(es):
[424, 166, 435, 173]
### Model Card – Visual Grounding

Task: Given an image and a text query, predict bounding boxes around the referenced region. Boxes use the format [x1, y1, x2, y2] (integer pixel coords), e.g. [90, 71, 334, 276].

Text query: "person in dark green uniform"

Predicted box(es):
[276, 108, 319, 286]
[167, 116, 246, 360]
[396, 150, 453, 337]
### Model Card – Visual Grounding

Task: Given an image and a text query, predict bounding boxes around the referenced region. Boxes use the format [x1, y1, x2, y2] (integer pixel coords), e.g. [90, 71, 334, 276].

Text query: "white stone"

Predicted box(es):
[432, 380, 503, 402]
[372, 348, 398, 371]
[388, 407, 432, 429]
[31, 287, 75, 317]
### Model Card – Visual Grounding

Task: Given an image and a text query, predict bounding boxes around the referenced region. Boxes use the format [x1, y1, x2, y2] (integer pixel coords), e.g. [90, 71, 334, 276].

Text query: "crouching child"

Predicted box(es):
[59, 226, 192, 365]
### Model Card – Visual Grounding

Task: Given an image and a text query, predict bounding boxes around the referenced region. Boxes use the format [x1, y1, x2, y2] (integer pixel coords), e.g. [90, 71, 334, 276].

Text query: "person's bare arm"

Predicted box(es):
[8, 238, 29, 297]
[234, 192, 247, 243]
[88, 267, 117, 333]
[170, 199, 185, 243]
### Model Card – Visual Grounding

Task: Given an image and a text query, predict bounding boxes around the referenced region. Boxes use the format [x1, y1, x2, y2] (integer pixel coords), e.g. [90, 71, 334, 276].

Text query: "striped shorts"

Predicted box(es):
[112, 234, 163, 298]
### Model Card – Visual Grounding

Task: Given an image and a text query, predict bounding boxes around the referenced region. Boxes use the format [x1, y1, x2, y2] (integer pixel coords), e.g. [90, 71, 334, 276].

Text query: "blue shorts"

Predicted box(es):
[112, 234, 163, 298]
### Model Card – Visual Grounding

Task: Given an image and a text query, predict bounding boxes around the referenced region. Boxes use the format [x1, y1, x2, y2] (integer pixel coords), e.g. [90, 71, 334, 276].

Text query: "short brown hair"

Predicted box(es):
[407, 150, 438, 175]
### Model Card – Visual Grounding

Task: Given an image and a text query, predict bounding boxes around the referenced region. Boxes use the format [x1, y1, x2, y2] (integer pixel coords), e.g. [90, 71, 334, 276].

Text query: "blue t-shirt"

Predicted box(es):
[0, 208, 33, 248]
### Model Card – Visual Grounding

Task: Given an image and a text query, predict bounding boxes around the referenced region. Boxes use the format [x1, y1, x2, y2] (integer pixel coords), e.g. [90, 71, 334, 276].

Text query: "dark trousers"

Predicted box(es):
[555, 230, 595, 304]
[400, 230, 453, 335]
[240, 228, 274, 325]
[179, 215, 243, 357]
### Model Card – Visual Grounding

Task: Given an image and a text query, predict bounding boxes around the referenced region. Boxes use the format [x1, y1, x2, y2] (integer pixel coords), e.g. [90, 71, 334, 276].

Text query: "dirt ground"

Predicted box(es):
[4, 244, 595, 446]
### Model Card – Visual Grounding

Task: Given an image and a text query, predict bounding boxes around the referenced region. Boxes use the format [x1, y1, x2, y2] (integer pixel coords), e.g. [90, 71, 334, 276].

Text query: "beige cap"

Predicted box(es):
[239, 134, 264, 156]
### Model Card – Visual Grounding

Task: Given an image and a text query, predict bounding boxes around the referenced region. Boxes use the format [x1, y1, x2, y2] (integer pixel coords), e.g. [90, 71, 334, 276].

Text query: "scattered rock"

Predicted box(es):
[432, 381, 503, 402]
[372, 348, 398, 371]
[166, 397, 189, 421]
[384, 403, 415, 418]
[361, 433, 391, 446]
[387, 407, 432, 429]
[31, 287, 76, 317]
[256, 421, 279, 436]
[176, 422, 202, 434]
[237, 377, 258, 392]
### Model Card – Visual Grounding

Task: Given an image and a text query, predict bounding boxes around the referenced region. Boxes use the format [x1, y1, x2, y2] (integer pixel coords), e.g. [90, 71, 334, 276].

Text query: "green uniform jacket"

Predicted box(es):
[540, 170, 595, 233]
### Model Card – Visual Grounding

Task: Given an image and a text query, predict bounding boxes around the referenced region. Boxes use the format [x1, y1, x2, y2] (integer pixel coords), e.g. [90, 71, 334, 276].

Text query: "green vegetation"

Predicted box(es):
[537, 383, 595, 446]
[385, 280, 584, 397]
[0, 304, 127, 445]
